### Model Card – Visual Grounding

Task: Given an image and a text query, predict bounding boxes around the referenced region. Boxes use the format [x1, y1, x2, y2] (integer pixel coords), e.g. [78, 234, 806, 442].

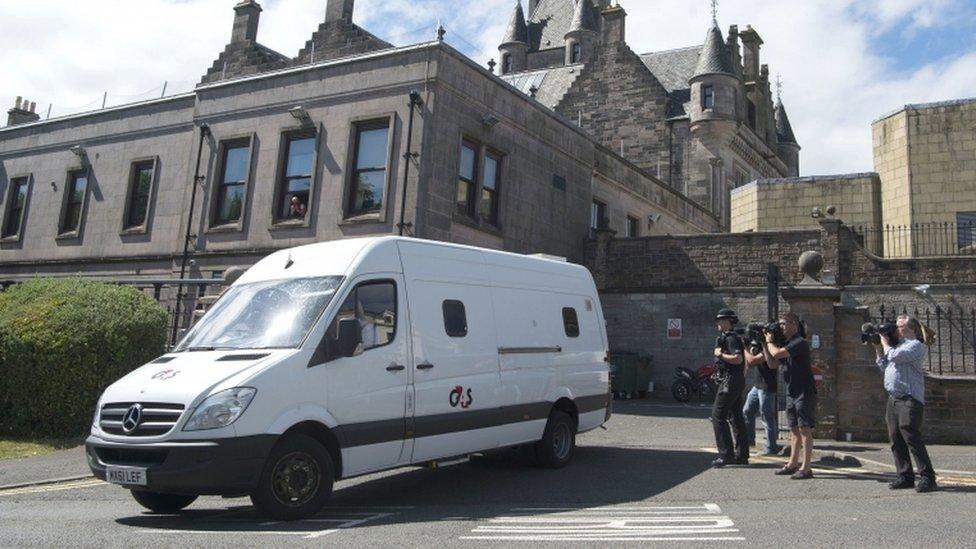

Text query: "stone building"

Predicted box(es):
[497, 0, 801, 229]
[0, 0, 719, 283]
[733, 97, 976, 257]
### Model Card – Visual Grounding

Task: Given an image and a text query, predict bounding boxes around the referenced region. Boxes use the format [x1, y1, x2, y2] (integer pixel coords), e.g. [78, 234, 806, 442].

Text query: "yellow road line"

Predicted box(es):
[0, 479, 106, 497]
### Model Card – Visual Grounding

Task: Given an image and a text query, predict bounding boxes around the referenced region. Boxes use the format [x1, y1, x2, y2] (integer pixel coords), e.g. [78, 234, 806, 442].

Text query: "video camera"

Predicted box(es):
[739, 321, 786, 352]
[861, 322, 899, 346]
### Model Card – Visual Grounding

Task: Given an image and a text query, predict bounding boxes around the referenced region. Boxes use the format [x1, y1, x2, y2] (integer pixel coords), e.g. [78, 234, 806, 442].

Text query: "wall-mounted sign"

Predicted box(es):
[667, 319, 682, 340]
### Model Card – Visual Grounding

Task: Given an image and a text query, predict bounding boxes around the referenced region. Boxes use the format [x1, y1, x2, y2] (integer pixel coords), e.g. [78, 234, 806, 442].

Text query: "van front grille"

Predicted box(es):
[100, 402, 185, 437]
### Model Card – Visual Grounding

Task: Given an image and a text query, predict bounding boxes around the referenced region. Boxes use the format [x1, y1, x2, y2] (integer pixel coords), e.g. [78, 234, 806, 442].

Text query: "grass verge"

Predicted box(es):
[0, 438, 83, 461]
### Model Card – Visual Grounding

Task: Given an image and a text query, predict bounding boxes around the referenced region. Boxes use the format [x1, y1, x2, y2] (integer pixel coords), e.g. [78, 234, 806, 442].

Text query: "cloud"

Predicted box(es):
[2, 0, 975, 177]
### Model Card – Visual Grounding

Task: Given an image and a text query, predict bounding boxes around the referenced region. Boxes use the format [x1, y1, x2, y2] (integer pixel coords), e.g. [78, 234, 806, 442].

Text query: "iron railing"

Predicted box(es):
[0, 278, 227, 347]
[851, 221, 976, 258]
[873, 304, 976, 376]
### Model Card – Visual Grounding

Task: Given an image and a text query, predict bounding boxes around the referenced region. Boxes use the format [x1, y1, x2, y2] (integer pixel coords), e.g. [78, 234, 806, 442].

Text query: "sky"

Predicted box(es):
[2, 0, 976, 176]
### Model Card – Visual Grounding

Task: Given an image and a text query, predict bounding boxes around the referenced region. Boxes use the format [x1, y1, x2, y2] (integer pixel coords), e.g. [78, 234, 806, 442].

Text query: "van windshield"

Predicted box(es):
[175, 276, 344, 352]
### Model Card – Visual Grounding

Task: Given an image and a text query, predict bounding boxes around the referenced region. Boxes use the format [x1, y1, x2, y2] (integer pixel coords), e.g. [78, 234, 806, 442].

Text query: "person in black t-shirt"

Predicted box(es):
[743, 341, 783, 456]
[710, 308, 749, 468]
[760, 312, 817, 480]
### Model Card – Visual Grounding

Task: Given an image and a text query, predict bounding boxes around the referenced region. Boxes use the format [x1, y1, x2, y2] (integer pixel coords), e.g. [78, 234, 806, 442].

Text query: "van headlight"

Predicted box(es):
[183, 388, 257, 431]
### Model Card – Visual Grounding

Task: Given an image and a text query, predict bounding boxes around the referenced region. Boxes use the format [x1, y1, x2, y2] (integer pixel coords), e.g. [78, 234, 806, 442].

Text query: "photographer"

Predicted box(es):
[743, 328, 783, 456]
[710, 309, 749, 468]
[874, 314, 938, 493]
[760, 312, 816, 480]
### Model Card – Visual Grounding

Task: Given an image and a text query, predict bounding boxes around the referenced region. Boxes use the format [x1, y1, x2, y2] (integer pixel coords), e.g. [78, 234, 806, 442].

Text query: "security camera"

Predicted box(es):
[482, 113, 500, 129]
[914, 284, 931, 297]
[648, 213, 662, 224]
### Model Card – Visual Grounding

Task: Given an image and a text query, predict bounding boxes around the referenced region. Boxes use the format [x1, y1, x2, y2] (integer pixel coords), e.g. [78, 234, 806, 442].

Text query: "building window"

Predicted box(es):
[443, 300, 468, 337]
[702, 85, 715, 110]
[590, 200, 607, 232]
[212, 140, 251, 226]
[502, 54, 513, 74]
[481, 151, 502, 225]
[59, 170, 88, 235]
[277, 132, 316, 221]
[958, 212, 976, 251]
[571, 43, 582, 64]
[123, 161, 155, 230]
[457, 140, 478, 217]
[626, 215, 639, 238]
[348, 122, 390, 216]
[562, 307, 580, 337]
[2, 176, 30, 239]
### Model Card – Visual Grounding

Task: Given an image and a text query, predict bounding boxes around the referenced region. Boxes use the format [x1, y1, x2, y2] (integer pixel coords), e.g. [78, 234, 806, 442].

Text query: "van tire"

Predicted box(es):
[534, 410, 575, 468]
[130, 490, 197, 513]
[250, 434, 334, 521]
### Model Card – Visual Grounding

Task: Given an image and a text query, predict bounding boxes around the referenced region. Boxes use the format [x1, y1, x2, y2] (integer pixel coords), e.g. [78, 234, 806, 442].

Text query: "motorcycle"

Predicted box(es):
[671, 364, 719, 403]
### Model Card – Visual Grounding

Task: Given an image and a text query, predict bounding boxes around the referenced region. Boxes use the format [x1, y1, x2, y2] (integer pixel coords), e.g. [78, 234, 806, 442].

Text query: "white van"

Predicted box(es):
[86, 237, 611, 520]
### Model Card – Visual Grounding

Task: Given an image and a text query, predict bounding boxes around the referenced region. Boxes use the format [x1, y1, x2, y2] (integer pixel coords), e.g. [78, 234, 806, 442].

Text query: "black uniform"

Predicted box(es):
[711, 331, 749, 462]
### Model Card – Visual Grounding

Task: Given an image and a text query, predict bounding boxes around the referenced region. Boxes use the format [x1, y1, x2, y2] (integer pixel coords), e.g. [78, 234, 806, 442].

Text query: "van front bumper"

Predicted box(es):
[86, 434, 278, 496]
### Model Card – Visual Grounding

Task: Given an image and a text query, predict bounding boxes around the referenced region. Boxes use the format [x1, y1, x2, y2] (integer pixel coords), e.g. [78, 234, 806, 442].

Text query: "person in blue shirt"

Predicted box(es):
[874, 314, 938, 493]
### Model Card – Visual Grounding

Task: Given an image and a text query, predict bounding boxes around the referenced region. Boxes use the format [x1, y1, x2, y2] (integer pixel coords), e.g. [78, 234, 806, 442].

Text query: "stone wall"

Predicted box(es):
[730, 174, 882, 233]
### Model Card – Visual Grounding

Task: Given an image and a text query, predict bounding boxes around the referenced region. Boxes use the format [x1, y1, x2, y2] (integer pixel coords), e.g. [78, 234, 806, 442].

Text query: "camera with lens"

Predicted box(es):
[743, 321, 786, 349]
[861, 322, 899, 346]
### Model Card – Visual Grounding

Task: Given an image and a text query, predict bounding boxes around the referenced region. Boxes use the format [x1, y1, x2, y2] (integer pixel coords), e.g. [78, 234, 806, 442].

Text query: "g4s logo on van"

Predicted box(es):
[151, 369, 180, 381]
[449, 385, 473, 409]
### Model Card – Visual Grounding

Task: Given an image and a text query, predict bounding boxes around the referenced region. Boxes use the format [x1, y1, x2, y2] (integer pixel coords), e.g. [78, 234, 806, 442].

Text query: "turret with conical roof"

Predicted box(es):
[498, 2, 529, 74]
[775, 99, 801, 176]
[564, 0, 598, 65]
[689, 22, 739, 135]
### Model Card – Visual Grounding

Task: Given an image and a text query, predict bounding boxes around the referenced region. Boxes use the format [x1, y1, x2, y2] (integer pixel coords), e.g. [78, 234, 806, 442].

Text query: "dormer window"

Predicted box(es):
[571, 43, 582, 64]
[702, 85, 715, 110]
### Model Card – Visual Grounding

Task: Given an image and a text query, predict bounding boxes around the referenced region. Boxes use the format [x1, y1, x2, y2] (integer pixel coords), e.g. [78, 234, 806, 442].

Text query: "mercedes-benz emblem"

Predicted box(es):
[121, 404, 143, 434]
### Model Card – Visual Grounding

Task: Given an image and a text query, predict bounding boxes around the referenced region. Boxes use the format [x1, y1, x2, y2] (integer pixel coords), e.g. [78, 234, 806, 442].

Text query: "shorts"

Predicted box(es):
[786, 393, 818, 429]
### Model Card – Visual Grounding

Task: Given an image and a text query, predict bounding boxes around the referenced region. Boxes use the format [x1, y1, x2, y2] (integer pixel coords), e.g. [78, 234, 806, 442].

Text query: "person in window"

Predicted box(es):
[289, 196, 307, 218]
[873, 315, 938, 493]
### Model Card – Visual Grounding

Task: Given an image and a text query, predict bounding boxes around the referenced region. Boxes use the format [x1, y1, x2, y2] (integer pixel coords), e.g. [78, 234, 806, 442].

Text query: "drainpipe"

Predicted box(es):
[171, 123, 211, 345]
[398, 90, 423, 236]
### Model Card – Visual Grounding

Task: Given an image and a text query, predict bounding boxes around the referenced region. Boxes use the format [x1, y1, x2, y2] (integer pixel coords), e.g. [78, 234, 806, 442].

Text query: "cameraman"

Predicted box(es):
[760, 312, 817, 480]
[743, 334, 783, 456]
[874, 314, 937, 493]
[710, 309, 749, 468]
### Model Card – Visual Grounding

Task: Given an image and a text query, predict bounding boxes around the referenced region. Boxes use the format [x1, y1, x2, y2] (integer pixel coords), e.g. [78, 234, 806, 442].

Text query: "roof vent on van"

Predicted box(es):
[528, 253, 567, 262]
[150, 356, 177, 364]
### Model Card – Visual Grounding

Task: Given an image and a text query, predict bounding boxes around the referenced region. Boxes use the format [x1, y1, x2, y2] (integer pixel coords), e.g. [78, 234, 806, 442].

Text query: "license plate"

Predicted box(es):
[106, 466, 147, 486]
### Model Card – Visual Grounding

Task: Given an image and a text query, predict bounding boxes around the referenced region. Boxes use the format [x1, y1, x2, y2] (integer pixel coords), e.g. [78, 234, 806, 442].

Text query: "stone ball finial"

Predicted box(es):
[798, 250, 824, 279]
[222, 266, 247, 286]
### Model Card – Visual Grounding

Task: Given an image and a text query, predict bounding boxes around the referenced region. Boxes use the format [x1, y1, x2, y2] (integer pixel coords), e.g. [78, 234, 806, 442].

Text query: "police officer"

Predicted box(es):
[711, 308, 749, 467]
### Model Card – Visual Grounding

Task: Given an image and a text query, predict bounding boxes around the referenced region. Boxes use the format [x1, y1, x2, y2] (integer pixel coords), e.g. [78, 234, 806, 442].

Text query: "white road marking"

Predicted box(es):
[0, 479, 106, 497]
[461, 504, 745, 542]
[136, 508, 398, 539]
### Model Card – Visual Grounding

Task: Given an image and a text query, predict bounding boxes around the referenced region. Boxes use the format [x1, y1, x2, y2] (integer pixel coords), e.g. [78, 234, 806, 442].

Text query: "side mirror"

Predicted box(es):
[336, 318, 363, 358]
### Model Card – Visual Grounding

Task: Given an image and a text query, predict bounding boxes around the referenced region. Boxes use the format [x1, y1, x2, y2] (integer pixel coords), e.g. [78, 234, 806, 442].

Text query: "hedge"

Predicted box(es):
[0, 279, 169, 437]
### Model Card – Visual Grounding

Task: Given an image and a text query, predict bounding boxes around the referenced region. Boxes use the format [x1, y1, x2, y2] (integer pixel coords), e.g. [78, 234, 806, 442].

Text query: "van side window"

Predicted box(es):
[442, 300, 468, 337]
[329, 281, 397, 351]
[562, 307, 580, 337]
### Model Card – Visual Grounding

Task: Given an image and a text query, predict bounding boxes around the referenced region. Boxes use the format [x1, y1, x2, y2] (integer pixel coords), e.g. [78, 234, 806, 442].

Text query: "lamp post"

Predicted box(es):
[171, 123, 211, 345]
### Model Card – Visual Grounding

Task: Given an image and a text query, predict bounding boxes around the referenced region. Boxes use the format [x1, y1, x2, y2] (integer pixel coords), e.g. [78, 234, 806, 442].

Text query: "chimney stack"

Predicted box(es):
[7, 96, 41, 126]
[231, 0, 262, 43]
[325, 0, 355, 23]
[601, 4, 626, 44]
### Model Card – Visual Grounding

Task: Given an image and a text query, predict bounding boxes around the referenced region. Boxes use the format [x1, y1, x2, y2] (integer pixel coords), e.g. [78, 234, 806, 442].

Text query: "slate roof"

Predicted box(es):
[567, 0, 597, 35]
[502, 1, 529, 45]
[775, 100, 798, 144]
[692, 24, 735, 78]
[500, 64, 584, 108]
[528, 0, 601, 51]
[640, 45, 702, 119]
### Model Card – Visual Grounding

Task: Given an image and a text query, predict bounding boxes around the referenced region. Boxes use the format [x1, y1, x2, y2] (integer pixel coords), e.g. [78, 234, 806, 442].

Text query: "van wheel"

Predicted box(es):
[250, 434, 334, 521]
[130, 490, 197, 513]
[534, 410, 576, 468]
